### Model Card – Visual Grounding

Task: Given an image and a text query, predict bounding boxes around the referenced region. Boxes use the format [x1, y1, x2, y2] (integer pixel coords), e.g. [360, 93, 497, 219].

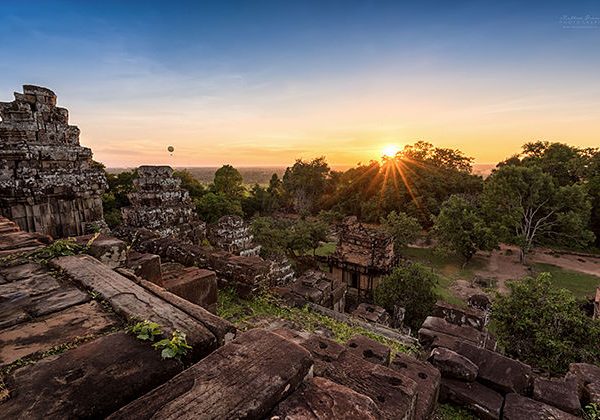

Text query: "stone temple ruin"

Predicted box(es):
[329, 216, 397, 299]
[0, 85, 107, 238]
[1, 85, 599, 419]
[121, 165, 206, 244]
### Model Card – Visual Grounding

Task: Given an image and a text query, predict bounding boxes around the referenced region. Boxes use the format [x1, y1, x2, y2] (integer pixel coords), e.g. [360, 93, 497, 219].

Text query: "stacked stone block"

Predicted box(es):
[0, 85, 107, 238]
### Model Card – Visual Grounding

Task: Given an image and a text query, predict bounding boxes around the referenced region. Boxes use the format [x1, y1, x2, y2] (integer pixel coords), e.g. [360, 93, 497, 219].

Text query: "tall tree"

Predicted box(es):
[482, 165, 594, 263]
[283, 157, 330, 214]
[433, 195, 497, 264]
[213, 165, 244, 199]
[380, 210, 421, 250]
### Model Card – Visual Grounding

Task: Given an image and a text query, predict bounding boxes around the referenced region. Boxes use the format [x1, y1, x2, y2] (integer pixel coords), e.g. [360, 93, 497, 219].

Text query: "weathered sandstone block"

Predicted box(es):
[389, 353, 441, 420]
[108, 329, 313, 420]
[1, 332, 182, 419]
[503, 393, 579, 420]
[0, 85, 107, 238]
[273, 376, 383, 419]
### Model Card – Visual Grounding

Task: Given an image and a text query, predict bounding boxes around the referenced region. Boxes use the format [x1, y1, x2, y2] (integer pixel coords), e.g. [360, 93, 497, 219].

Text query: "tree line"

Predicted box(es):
[102, 140, 599, 262]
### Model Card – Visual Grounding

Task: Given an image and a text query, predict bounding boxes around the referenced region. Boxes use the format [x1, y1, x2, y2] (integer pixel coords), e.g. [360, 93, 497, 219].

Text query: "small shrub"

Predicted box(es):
[153, 330, 192, 359]
[129, 320, 162, 342]
[584, 403, 600, 420]
[30, 238, 83, 262]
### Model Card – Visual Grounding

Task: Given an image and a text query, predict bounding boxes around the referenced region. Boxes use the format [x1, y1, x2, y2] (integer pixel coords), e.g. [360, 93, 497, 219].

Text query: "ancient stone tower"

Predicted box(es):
[121, 165, 206, 243]
[0, 85, 107, 238]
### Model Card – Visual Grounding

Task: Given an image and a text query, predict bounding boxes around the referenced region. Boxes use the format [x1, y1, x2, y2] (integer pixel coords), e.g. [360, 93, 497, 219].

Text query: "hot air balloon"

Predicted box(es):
[167, 145, 174, 153]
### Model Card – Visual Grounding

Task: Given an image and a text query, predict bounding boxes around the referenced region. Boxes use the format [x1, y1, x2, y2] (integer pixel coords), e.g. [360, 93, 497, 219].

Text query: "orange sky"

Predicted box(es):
[73, 83, 600, 168]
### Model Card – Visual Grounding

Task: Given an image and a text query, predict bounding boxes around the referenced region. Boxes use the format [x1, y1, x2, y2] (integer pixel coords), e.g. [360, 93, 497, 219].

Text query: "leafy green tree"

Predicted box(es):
[251, 216, 328, 258]
[492, 273, 600, 373]
[250, 217, 289, 257]
[283, 157, 330, 213]
[213, 165, 244, 199]
[483, 165, 594, 263]
[433, 195, 497, 264]
[499, 141, 600, 248]
[195, 192, 243, 223]
[242, 174, 286, 218]
[373, 262, 439, 330]
[380, 210, 421, 250]
[102, 169, 137, 228]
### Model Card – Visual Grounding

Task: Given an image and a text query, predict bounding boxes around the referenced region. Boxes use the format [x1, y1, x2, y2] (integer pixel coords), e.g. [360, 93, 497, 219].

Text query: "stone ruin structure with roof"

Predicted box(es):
[121, 165, 206, 244]
[328, 216, 397, 299]
[0, 85, 107, 238]
[1, 85, 599, 419]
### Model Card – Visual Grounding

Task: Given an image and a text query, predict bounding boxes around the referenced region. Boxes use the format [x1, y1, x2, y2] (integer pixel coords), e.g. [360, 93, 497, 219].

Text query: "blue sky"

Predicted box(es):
[1, 1, 599, 167]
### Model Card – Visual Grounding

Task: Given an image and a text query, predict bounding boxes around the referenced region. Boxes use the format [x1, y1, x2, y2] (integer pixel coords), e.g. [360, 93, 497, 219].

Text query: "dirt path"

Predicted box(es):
[452, 244, 600, 298]
[529, 248, 600, 276]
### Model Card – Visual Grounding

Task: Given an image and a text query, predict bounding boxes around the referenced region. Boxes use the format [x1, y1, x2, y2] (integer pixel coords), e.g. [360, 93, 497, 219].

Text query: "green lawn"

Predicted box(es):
[533, 263, 600, 299]
[401, 247, 483, 307]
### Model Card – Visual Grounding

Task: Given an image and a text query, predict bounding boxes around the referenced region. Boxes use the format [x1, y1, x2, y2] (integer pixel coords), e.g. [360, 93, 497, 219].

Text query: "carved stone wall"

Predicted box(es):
[0, 85, 107, 238]
[121, 165, 205, 244]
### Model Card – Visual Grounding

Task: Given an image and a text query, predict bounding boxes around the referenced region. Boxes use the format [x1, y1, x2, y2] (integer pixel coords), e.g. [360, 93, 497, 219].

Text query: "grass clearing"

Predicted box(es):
[433, 403, 478, 420]
[313, 241, 337, 257]
[218, 288, 417, 358]
[402, 247, 482, 306]
[533, 263, 600, 299]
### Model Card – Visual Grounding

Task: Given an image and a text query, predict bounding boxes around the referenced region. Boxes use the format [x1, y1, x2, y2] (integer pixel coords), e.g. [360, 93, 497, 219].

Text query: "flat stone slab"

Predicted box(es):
[390, 353, 441, 420]
[51, 255, 217, 359]
[449, 341, 532, 394]
[346, 335, 391, 366]
[0, 301, 117, 366]
[421, 316, 484, 345]
[0, 272, 89, 330]
[433, 300, 486, 330]
[108, 329, 313, 420]
[439, 378, 503, 420]
[0, 262, 46, 283]
[273, 376, 383, 419]
[2, 332, 182, 418]
[533, 377, 581, 414]
[301, 336, 417, 420]
[503, 393, 579, 420]
[139, 278, 236, 346]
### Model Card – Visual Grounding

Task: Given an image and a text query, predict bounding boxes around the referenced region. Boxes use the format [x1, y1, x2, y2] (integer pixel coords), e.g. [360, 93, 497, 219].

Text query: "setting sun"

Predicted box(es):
[382, 144, 400, 158]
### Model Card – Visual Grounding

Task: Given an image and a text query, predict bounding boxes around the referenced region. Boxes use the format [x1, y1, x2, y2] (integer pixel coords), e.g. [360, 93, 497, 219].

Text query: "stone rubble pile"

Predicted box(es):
[207, 215, 261, 257]
[121, 166, 206, 244]
[0, 85, 107, 238]
[418, 300, 596, 419]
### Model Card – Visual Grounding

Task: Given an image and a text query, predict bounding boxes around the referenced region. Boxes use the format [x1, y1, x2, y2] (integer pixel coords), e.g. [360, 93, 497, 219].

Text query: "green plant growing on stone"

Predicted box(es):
[153, 330, 192, 359]
[30, 238, 83, 262]
[584, 403, 600, 420]
[130, 320, 163, 342]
